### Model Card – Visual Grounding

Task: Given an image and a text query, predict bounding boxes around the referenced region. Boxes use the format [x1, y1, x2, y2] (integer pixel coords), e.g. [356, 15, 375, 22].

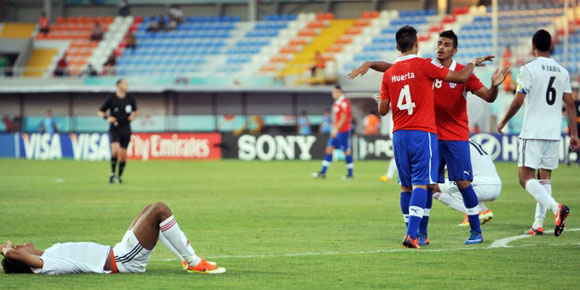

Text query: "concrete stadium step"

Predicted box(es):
[0, 23, 36, 38]
[23, 48, 58, 77]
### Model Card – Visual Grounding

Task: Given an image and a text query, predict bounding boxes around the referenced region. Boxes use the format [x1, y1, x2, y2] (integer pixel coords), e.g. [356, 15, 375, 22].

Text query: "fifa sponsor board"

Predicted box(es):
[221, 133, 328, 160]
[19, 133, 111, 160]
[15, 132, 221, 160]
[127, 133, 221, 160]
[7, 133, 578, 162]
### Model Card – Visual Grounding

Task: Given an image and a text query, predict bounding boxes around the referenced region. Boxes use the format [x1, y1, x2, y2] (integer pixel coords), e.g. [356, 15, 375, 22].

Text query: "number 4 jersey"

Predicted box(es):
[517, 56, 572, 140]
[380, 54, 450, 134]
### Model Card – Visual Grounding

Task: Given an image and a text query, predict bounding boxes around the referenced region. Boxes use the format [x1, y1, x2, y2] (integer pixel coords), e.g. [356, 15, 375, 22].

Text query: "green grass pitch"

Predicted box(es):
[0, 160, 579, 289]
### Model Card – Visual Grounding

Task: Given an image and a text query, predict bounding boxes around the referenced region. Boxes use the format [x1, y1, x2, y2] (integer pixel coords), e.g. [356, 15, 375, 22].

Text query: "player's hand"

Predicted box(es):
[497, 120, 506, 134]
[570, 136, 580, 152]
[492, 66, 510, 87]
[107, 116, 117, 124]
[1, 241, 13, 256]
[128, 114, 136, 122]
[347, 62, 370, 79]
[474, 55, 495, 67]
[374, 93, 381, 105]
[331, 129, 338, 138]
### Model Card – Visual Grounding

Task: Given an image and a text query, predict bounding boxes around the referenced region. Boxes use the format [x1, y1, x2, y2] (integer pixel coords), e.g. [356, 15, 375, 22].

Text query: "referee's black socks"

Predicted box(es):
[119, 162, 126, 177]
[111, 157, 118, 174]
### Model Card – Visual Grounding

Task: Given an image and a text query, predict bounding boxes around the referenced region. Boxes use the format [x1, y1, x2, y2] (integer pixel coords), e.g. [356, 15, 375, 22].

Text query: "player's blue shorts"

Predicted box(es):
[327, 131, 351, 151]
[437, 140, 473, 182]
[393, 130, 439, 188]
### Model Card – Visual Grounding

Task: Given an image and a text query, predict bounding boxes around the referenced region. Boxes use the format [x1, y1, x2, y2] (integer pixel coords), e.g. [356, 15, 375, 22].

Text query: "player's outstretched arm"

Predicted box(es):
[473, 66, 510, 103]
[443, 55, 494, 84]
[563, 93, 580, 151]
[497, 92, 525, 134]
[347, 61, 392, 79]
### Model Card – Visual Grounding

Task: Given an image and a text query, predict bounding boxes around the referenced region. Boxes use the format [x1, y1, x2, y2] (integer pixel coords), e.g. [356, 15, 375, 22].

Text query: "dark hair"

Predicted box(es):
[395, 25, 417, 52]
[2, 259, 33, 274]
[532, 29, 551, 52]
[439, 30, 458, 48]
[116, 78, 124, 86]
[334, 85, 342, 91]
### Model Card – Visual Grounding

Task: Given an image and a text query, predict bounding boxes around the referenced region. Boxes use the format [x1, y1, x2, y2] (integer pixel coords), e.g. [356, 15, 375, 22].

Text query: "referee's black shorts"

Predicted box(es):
[110, 127, 132, 148]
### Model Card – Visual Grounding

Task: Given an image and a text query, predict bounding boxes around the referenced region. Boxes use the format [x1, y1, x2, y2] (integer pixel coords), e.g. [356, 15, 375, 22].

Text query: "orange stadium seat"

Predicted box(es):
[344, 27, 361, 35]
[353, 19, 370, 27]
[336, 36, 352, 45]
[418, 34, 431, 42]
[280, 46, 298, 54]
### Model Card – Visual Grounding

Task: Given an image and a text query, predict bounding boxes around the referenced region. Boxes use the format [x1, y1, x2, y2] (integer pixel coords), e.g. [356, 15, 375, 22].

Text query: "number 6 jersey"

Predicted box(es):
[380, 54, 450, 134]
[516, 56, 572, 140]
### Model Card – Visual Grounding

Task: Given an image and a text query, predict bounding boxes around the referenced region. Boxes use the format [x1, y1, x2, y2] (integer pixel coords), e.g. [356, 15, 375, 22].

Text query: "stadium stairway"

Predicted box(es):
[279, 18, 354, 80]
[0, 23, 36, 38]
[23, 48, 59, 77]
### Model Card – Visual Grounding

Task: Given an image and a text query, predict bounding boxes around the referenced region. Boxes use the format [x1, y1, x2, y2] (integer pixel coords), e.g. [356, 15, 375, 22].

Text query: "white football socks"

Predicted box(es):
[525, 179, 559, 215]
[533, 180, 552, 229]
[159, 215, 202, 267]
[158, 231, 184, 262]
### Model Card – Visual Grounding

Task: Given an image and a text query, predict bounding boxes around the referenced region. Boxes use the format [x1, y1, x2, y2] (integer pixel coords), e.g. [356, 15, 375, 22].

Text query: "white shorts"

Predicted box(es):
[518, 139, 560, 170]
[439, 180, 501, 202]
[112, 230, 153, 273]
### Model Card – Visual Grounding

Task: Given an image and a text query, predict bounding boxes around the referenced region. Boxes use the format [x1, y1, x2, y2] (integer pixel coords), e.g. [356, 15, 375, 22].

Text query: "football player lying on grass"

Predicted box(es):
[1, 202, 225, 275]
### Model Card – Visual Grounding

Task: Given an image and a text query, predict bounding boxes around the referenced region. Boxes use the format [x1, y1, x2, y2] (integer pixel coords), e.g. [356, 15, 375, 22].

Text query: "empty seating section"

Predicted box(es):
[34, 16, 114, 75]
[116, 16, 238, 76]
[216, 14, 298, 73]
[20, 2, 579, 78]
[341, 9, 440, 73]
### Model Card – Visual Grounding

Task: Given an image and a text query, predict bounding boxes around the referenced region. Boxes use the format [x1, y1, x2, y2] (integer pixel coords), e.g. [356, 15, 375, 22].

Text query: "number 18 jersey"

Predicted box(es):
[517, 57, 572, 140]
[380, 55, 450, 134]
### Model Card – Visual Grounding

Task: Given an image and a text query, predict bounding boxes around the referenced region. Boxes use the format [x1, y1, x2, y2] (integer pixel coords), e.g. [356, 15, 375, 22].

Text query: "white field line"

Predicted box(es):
[490, 227, 580, 248]
[151, 228, 580, 262]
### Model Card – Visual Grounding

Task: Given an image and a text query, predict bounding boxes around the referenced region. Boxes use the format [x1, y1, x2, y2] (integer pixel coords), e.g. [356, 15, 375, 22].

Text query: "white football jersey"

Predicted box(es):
[469, 140, 501, 185]
[516, 57, 572, 140]
[31, 242, 111, 275]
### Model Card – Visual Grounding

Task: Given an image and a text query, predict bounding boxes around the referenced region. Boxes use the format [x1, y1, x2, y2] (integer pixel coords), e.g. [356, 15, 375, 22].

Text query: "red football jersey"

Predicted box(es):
[333, 96, 352, 132]
[380, 55, 449, 134]
[433, 60, 484, 141]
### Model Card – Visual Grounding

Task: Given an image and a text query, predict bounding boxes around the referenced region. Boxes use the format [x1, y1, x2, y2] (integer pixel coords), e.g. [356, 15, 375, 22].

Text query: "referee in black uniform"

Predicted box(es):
[98, 78, 137, 183]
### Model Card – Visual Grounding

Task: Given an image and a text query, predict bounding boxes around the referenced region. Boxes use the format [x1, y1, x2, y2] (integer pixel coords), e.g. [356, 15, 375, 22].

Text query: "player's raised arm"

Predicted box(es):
[347, 61, 393, 79]
[563, 92, 580, 151]
[443, 55, 494, 83]
[472, 66, 511, 103]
